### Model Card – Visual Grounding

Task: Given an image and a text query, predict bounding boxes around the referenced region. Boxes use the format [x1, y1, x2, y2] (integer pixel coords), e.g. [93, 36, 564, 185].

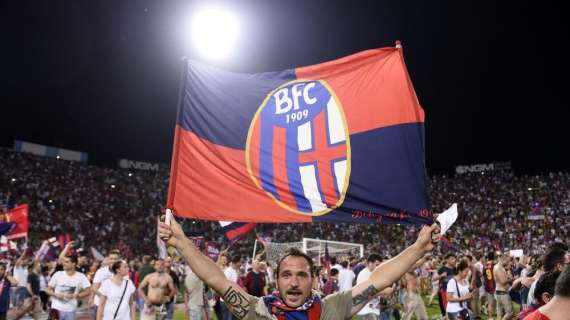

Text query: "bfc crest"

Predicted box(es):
[246, 80, 351, 215]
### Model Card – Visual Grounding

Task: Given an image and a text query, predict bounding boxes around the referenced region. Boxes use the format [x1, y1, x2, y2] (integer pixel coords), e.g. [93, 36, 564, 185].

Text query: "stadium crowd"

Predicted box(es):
[1, 147, 570, 320]
[2, 148, 569, 258]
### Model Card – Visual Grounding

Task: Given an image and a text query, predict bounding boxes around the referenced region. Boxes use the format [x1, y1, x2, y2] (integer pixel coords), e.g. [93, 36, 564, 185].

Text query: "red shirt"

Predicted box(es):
[524, 310, 551, 320]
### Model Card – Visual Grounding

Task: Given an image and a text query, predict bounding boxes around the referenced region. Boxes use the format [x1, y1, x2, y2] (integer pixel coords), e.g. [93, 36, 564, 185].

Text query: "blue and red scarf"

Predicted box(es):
[263, 291, 322, 320]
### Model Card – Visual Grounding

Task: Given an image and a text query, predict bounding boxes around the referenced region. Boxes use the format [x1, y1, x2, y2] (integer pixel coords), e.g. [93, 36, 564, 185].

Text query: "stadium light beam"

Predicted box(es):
[188, 7, 240, 62]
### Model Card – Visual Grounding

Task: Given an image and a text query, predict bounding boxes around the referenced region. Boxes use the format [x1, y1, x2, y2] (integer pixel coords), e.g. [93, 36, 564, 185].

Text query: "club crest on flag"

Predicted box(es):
[246, 80, 351, 215]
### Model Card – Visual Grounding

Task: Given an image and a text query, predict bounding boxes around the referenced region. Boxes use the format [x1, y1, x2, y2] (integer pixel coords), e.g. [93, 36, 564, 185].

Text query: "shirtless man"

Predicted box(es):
[493, 254, 513, 320]
[402, 266, 428, 320]
[137, 259, 175, 320]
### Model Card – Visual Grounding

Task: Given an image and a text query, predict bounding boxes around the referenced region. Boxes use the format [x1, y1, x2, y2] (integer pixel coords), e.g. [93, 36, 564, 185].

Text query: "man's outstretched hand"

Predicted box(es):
[415, 223, 441, 253]
[158, 213, 186, 248]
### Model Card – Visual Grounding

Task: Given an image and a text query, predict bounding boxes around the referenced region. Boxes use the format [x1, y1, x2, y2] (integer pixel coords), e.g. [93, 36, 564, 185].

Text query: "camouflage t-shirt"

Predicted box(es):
[245, 290, 353, 320]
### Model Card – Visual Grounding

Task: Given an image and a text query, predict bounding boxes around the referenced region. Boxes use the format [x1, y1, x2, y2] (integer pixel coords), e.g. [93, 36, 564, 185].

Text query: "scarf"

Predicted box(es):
[263, 290, 321, 320]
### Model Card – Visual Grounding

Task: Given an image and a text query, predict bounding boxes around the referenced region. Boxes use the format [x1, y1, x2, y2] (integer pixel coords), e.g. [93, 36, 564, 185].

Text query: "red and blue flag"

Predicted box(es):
[167, 45, 432, 224]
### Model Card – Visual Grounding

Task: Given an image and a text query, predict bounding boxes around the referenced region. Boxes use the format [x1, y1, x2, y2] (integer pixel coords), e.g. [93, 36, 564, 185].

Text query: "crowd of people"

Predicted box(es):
[2, 148, 569, 258]
[1, 147, 570, 320]
[0, 226, 568, 320]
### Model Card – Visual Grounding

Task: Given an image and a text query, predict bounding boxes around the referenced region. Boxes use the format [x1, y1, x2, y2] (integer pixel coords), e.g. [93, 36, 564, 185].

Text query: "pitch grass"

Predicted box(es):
[168, 295, 522, 320]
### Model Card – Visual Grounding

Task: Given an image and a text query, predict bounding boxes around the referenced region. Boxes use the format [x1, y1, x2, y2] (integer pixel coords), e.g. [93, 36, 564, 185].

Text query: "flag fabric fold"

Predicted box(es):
[168, 45, 431, 224]
[219, 221, 256, 243]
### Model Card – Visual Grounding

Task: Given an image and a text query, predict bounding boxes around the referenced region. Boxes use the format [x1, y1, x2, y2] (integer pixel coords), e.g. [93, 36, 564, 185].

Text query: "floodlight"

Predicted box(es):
[188, 7, 240, 62]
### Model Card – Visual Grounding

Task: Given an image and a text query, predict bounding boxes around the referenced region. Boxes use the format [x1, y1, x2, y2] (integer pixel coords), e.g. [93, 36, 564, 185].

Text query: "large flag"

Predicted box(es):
[4, 204, 28, 239]
[167, 44, 431, 224]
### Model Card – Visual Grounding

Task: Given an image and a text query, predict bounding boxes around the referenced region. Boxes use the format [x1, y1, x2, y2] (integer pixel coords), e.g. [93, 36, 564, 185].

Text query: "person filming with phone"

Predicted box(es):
[446, 259, 474, 320]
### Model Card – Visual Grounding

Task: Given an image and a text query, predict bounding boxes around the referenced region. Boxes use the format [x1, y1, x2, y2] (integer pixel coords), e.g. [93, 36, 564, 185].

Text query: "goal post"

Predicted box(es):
[263, 238, 364, 267]
[302, 238, 364, 264]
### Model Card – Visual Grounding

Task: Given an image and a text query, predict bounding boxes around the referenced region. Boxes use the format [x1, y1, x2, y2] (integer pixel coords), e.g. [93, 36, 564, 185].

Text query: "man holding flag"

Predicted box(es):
[159, 215, 440, 320]
[161, 43, 441, 318]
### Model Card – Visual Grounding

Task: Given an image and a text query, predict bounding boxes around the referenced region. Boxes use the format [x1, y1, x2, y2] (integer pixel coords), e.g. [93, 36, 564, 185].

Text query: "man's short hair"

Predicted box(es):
[275, 248, 314, 278]
[367, 254, 382, 263]
[330, 268, 339, 276]
[548, 242, 569, 252]
[231, 255, 241, 264]
[534, 271, 561, 304]
[108, 249, 121, 257]
[142, 255, 152, 264]
[554, 267, 570, 298]
[341, 260, 349, 269]
[444, 253, 456, 260]
[67, 254, 78, 265]
[330, 257, 337, 265]
[486, 252, 495, 261]
[543, 248, 566, 272]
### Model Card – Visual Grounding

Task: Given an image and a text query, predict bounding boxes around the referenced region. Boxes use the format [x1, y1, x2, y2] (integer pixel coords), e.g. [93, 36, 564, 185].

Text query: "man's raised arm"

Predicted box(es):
[159, 216, 252, 320]
[349, 224, 440, 316]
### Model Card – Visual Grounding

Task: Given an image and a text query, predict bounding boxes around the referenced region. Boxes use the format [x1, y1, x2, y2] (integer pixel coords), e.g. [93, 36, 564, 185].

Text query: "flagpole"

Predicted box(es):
[252, 239, 258, 261]
[166, 56, 189, 214]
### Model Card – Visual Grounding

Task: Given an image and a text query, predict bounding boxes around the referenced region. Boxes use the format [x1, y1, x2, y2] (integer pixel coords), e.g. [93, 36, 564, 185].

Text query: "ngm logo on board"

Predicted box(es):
[246, 80, 351, 216]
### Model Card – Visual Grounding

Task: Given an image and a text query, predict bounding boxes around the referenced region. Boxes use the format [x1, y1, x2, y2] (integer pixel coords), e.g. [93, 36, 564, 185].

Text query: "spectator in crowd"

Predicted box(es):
[446, 260, 473, 320]
[90, 249, 121, 314]
[527, 246, 569, 306]
[402, 267, 428, 320]
[46, 255, 91, 320]
[338, 260, 355, 292]
[494, 253, 514, 320]
[243, 259, 267, 297]
[524, 267, 570, 320]
[0, 263, 19, 320]
[184, 265, 207, 320]
[163, 257, 179, 320]
[437, 253, 457, 318]
[517, 271, 560, 320]
[12, 252, 28, 308]
[355, 254, 384, 320]
[25, 261, 42, 320]
[96, 260, 136, 320]
[221, 255, 242, 320]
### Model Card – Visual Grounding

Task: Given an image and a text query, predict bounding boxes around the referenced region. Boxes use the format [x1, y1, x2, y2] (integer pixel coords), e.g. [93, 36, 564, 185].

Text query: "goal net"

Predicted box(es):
[264, 241, 304, 267]
[303, 238, 364, 265]
[263, 238, 363, 267]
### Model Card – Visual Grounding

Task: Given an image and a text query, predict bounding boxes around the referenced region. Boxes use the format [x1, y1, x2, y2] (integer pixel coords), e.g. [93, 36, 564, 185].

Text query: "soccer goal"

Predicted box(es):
[302, 238, 364, 264]
[260, 238, 364, 267]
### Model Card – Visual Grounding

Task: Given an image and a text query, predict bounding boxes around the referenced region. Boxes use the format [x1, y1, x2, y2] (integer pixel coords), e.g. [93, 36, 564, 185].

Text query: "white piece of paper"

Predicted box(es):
[510, 249, 524, 258]
[437, 203, 458, 234]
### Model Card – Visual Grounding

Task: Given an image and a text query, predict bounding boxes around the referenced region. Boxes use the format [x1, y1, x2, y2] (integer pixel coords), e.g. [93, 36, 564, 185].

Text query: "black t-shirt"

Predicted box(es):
[28, 273, 40, 296]
[438, 266, 455, 291]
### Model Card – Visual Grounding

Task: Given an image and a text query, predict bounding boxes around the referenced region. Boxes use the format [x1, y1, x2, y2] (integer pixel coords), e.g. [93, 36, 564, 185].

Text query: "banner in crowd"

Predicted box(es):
[2, 204, 29, 239]
[528, 202, 545, 220]
[189, 236, 205, 248]
[167, 44, 431, 224]
[205, 241, 220, 261]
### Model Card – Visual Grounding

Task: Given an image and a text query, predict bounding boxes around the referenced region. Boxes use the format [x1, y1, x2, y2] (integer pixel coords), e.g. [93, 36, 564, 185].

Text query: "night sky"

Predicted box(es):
[1, 1, 568, 174]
